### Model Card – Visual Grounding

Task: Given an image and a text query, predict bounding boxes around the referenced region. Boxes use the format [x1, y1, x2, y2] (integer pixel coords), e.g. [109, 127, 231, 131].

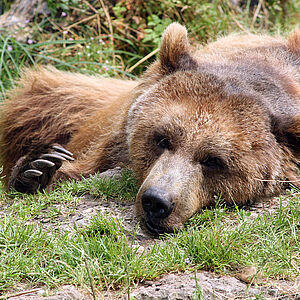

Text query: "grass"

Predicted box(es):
[0, 171, 299, 295]
[0, 35, 138, 101]
[0, 0, 299, 297]
[0, 0, 299, 98]
[61, 169, 139, 201]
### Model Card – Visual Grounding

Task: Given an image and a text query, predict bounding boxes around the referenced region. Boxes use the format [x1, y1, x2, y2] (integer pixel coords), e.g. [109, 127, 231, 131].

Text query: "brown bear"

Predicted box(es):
[0, 23, 299, 234]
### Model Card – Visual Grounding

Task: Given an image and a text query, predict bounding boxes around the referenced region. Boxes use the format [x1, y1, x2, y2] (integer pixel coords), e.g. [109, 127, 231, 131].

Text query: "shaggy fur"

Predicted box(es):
[0, 23, 299, 233]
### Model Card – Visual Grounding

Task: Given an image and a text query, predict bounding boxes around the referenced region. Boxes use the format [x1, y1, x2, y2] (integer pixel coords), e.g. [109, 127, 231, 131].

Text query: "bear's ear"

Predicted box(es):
[159, 23, 197, 74]
[271, 115, 300, 157]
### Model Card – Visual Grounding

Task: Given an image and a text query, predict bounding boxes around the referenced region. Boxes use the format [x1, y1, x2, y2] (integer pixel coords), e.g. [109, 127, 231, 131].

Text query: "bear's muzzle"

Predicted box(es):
[142, 187, 175, 234]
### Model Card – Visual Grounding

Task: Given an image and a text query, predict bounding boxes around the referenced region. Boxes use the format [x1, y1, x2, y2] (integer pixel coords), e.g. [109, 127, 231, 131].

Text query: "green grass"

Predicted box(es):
[0, 171, 299, 295]
[61, 169, 139, 201]
[1, 0, 299, 98]
[180, 196, 300, 278]
[0, 170, 138, 224]
[0, 36, 138, 101]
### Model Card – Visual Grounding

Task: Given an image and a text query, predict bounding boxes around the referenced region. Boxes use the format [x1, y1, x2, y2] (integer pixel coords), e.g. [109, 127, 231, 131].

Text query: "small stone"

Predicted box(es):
[235, 266, 263, 284]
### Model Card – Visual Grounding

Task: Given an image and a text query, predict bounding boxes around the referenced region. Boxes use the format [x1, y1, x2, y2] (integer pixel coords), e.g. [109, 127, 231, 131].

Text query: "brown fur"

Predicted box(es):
[0, 23, 299, 233]
[0, 68, 137, 184]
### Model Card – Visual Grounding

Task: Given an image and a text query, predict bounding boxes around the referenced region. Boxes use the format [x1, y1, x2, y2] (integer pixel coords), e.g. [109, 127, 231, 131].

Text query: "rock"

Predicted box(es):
[235, 265, 263, 284]
[98, 167, 123, 180]
[130, 271, 300, 300]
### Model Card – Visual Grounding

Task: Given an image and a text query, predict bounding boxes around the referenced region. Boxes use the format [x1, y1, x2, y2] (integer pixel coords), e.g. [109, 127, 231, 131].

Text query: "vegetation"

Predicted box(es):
[0, 0, 299, 297]
[0, 0, 299, 99]
[0, 172, 299, 295]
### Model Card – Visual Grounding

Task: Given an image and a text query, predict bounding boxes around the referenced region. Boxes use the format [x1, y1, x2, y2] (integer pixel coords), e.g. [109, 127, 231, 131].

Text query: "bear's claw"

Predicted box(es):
[52, 145, 73, 157]
[40, 153, 67, 167]
[9, 144, 74, 194]
[24, 169, 43, 178]
[40, 149, 74, 169]
[32, 159, 55, 169]
[49, 151, 74, 161]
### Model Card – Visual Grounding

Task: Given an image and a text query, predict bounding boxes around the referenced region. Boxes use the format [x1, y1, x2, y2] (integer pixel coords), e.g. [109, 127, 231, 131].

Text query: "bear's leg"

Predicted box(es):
[8, 144, 74, 193]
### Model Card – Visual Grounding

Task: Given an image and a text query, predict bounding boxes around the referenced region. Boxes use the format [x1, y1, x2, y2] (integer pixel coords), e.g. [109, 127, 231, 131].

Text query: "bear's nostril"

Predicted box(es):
[142, 187, 174, 219]
[142, 198, 152, 210]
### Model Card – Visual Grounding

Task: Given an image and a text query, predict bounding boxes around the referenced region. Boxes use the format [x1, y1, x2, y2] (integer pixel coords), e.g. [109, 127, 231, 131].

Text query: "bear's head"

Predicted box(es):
[126, 23, 300, 234]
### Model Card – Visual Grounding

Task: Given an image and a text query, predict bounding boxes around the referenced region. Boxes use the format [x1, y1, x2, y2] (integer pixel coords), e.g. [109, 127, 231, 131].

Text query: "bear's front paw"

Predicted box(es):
[8, 145, 74, 194]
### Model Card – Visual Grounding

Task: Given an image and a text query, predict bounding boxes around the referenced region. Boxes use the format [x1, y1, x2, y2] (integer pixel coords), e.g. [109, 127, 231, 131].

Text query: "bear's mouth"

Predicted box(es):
[144, 219, 174, 235]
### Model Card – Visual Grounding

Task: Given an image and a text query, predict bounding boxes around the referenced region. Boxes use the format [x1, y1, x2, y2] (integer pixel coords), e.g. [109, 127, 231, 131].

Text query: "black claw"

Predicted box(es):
[32, 159, 55, 169]
[52, 145, 73, 157]
[40, 153, 67, 162]
[52, 151, 74, 161]
[9, 144, 74, 194]
[24, 169, 43, 178]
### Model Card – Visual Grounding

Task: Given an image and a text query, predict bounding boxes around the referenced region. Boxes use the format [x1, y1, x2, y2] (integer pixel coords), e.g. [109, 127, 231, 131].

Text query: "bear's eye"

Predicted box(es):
[201, 156, 225, 170]
[154, 133, 172, 150]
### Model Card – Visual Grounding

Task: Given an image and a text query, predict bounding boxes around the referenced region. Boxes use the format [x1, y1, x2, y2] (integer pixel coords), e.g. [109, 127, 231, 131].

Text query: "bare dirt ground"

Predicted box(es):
[2, 169, 300, 300]
[5, 272, 300, 300]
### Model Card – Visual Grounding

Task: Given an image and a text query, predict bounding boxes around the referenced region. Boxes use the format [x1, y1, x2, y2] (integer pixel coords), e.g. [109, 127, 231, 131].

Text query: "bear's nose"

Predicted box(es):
[142, 187, 174, 219]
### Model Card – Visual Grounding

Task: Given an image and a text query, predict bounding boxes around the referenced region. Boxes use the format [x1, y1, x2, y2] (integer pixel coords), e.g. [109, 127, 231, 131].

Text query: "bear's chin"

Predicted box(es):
[141, 217, 184, 236]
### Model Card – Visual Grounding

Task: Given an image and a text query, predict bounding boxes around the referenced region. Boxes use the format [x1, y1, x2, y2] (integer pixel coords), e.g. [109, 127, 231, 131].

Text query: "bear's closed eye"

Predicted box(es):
[154, 133, 172, 150]
[201, 156, 225, 170]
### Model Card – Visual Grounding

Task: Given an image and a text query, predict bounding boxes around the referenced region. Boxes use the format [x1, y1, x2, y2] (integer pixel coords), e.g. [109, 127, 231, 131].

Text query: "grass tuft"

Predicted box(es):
[59, 168, 138, 202]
